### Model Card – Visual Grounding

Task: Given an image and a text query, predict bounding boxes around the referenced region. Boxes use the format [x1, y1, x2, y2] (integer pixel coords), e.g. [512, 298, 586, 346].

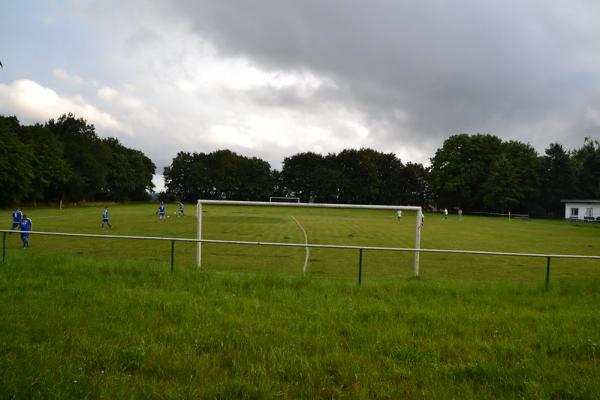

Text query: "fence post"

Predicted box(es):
[2, 232, 6, 263]
[358, 248, 363, 286]
[171, 240, 175, 273]
[545, 256, 551, 290]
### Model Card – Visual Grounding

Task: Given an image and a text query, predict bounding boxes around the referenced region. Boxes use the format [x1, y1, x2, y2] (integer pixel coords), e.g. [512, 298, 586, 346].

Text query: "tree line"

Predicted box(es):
[163, 148, 428, 206]
[164, 134, 599, 217]
[0, 114, 155, 205]
[429, 134, 600, 216]
[2, 111, 597, 217]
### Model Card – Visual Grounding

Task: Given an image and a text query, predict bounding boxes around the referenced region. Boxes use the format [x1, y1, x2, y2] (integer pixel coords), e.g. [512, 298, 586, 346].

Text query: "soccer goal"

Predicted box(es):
[196, 200, 423, 276]
[269, 196, 300, 203]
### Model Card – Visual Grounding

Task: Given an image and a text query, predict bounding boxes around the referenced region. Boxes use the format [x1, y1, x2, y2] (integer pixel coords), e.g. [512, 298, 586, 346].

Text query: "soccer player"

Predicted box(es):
[158, 202, 166, 221]
[396, 210, 402, 220]
[178, 201, 184, 217]
[444, 208, 448, 219]
[20, 214, 32, 248]
[458, 208, 463, 219]
[10, 207, 23, 232]
[101, 207, 112, 229]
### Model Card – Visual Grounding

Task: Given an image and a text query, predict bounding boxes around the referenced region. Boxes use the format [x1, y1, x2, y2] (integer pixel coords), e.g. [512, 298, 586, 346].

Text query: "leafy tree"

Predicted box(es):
[401, 162, 430, 206]
[493, 141, 541, 213]
[164, 150, 273, 202]
[0, 117, 32, 205]
[46, 114, 112, 200]
[163, 152, 203, 202]
[281, 152, 339, 202]
[572, 138, 600, 199]
[335, 149, 382, 204]
[482, 154, 520, 212]
[104, 138, 155, 201]
[540, 143, 577, 216]
[428, 134, 503, 210]
[20, 124, 72, 203]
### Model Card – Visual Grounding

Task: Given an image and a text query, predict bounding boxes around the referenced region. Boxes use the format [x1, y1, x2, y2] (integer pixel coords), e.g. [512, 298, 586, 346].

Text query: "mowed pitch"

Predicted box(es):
[3, 203, 600, 283]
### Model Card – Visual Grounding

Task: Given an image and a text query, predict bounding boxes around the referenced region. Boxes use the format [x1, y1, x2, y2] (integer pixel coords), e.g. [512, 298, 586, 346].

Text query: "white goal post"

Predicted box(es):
[196, 200, 423, 276]
[269, 196, 300, 203]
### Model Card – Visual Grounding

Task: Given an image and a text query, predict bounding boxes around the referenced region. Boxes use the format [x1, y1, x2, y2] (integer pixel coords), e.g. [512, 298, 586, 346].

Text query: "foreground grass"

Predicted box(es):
[1, 254, 599, 399]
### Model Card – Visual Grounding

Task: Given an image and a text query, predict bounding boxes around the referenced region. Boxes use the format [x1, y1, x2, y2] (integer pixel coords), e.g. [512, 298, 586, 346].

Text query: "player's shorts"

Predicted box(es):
[102, 218, 109, 222]
[159, 213, 165, 218]
[11, 222, 20, 229]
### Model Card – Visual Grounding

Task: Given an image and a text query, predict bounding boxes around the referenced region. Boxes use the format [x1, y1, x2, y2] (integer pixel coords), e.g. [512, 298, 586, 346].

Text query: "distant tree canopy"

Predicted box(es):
[0, 114, 155, 205]
[428, 134, 599, 216]
[165, 148, 429, 206]
[278, 149, 428, 205]
[163, 150, 273, 202]
[164, 136, 598, 216]
[2, 111, 597, 218]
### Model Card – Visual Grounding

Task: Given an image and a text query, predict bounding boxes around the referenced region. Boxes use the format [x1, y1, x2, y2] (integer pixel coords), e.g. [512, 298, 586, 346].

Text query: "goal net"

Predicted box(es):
[269, 196, 300, 203]
[196, 200, 423, 277]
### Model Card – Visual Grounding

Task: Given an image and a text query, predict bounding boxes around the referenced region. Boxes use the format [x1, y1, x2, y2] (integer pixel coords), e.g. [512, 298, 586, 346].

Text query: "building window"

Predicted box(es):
[571, 208, 579, 217]
[586, 208, 593, 218]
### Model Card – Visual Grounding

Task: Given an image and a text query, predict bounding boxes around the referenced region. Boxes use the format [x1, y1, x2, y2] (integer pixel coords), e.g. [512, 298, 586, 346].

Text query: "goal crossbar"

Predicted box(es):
[196, 200, 423, 276]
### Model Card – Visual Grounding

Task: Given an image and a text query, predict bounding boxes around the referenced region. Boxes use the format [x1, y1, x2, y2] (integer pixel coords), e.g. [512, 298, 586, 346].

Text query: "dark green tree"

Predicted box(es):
[104, 138, 155, 201]
[428, 134, 503, 210]
[281, 152, 339, 202]
[335, 149, 381, 204]
[482, 154, 521, 212]
[401, 162, 430, 206]
[0, 117, 32, 205]
[164, 150, 273, 202]
[46, 114, 112, 200]
[494, 141, 541, 213]
[540, 143, 577, 216]
[20, 124, 72, 203]
[572, 138, 600, 199]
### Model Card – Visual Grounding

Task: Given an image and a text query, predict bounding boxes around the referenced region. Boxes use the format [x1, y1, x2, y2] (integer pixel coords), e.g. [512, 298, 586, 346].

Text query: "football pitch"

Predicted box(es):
[2, 202, 600, 283]
[2, 203, 600, 398]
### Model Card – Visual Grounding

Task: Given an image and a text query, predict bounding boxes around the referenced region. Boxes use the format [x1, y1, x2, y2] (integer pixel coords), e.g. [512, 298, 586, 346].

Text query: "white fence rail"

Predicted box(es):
[2, 230, 600, 287]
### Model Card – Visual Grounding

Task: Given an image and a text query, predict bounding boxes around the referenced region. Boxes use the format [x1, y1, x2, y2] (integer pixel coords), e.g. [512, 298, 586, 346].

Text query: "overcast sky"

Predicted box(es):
[2, 1, 600, 190]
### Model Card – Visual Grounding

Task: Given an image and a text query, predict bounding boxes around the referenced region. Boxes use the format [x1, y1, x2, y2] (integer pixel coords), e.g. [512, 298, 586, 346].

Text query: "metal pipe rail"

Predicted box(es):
[3, 229, 600, 259]
[2, 230, 599, 288]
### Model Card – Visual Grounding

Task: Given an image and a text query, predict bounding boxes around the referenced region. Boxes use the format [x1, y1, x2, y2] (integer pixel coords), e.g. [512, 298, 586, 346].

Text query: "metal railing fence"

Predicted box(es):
[2, 229, 600, 288]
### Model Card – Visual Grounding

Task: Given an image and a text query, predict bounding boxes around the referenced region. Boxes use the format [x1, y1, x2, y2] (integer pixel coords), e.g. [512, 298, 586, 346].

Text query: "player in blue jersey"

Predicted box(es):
[157, 202, 166, 221]
[101, 207, 112, 229]
[10, 207, 23, 232]
[20, 214, 32, 248]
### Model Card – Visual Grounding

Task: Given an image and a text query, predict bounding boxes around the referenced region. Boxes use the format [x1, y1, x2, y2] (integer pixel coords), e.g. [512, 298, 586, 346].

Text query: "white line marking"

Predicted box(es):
[36, 212, 95, 219]
[290, 215, 310, 273]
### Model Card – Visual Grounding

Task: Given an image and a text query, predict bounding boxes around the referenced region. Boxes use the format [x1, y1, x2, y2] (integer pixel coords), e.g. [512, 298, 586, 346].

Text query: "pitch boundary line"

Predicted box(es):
[36, 212, 95, 219]
[290, 215, 310, 273]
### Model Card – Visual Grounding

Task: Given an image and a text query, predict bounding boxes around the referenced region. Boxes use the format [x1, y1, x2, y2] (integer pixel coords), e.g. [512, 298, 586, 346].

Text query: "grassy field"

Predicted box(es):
[1, 203, 600, 398]
[1, 255, 599, 398]
[2, 203, 600, 283]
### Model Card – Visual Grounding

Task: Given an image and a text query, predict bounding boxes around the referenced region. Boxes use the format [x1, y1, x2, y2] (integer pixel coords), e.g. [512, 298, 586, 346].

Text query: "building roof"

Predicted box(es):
[561, 199, 600, 204]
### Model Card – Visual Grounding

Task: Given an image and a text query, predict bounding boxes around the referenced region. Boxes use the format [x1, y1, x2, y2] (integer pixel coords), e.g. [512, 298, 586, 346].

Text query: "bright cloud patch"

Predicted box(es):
[0, 79, 133, 135]
[53, 68, 86, 85]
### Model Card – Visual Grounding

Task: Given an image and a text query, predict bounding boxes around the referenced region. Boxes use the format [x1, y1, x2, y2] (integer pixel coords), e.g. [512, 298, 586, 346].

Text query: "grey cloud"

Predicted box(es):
[141, 0, 600, 158]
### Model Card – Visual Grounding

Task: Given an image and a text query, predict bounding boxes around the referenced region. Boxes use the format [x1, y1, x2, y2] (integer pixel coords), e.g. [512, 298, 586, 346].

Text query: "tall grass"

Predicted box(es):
[1, 254, 599, 398]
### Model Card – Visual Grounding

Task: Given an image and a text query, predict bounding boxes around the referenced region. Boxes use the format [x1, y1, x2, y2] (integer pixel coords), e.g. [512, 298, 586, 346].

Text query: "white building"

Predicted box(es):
[562, 200, 600, 221]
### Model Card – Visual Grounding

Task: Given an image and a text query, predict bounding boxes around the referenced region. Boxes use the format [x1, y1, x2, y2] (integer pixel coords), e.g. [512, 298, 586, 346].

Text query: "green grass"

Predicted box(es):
[1, 203, 599, 397]
[3, 203, 599, 283]
[1, 255, 599, 398]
